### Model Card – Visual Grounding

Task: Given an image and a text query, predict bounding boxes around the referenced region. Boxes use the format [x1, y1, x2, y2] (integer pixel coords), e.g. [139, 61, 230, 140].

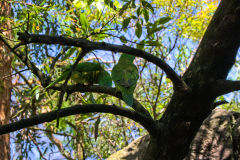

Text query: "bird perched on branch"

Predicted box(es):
[47, 62, 112, 88]
[111, 54, 139, 106]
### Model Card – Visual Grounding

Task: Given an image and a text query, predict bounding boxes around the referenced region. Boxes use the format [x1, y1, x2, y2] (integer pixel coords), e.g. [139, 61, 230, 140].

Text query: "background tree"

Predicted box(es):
[0, 1, 12, 159]
[0, 0, 239, 159]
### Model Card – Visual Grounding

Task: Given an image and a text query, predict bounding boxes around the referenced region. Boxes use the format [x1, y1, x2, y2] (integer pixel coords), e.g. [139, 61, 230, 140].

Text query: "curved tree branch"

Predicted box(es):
[17, 32, 188, 90]
[49, 84, 152, 118]
[0, 104, 158, 136]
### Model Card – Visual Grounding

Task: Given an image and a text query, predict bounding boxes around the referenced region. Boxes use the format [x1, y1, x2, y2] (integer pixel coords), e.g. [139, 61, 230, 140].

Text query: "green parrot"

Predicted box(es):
[47, 62, 112, 88]
[111, 54, 139, 106]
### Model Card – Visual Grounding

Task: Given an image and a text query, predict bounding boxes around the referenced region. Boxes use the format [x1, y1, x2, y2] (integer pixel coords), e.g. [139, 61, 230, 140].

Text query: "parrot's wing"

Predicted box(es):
[46, 71, 69, 88]
[46, 62, 106, 88]
[73, 62, 103, 72]
[70, 71, 86, 84]
[97, 70, 112, 87]
[112, 54, 139, 106]
[111, 63, 122, 82]
[59, 62, 104, 85]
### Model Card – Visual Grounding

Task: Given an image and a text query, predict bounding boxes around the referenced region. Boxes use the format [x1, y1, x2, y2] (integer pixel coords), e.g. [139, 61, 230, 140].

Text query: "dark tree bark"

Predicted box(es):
[0, 1, 12, 160]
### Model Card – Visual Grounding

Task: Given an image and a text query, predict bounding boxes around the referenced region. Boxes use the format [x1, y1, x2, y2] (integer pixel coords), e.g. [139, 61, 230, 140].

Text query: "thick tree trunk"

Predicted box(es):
[0, 1, 12, 160]
[143, 0, 240, 159]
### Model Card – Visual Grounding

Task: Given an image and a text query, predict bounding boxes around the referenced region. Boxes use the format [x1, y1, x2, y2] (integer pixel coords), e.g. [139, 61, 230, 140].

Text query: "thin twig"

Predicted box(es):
[28, 133, 48, 160]
[1, 68, 28, 80]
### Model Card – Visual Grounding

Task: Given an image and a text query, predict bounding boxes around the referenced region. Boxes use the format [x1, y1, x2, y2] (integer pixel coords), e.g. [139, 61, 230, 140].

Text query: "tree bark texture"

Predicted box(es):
[108, 109, 240, 160]
[0, 1, 12, 160]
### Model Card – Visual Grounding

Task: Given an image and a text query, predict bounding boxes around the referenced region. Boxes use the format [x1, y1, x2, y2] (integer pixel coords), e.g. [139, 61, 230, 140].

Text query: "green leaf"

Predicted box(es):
[30, 85, 40, 100]
[96, 94, 108, 104]
[135, 22, 142, 38]
[120, 35, 127, 43]
[143, 9, 149, 22]
[156, 17, 171, 25]
[45, 64, 50, 74]
[88, 0, 94, 5]
[137, 43, 144, 50]
[151, 26, 165, 33]
[122, 17, 131, 29]
[131, 15, 137, 19]
[62, 47, 77, 61]
[131, 0, 136, 8]
[35, 88, 40, 100]
[89, 93, 96, 104]
[137, 7, 141, 16]
[94, 117, 101, 141]
[30, 85, 40, 95]
[119, 1, 131, 16]
[80, 12, 89, 30]
[147, 40, 161, 46]
[142, 1, 154, 12]
[104, 0, 117, 10]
